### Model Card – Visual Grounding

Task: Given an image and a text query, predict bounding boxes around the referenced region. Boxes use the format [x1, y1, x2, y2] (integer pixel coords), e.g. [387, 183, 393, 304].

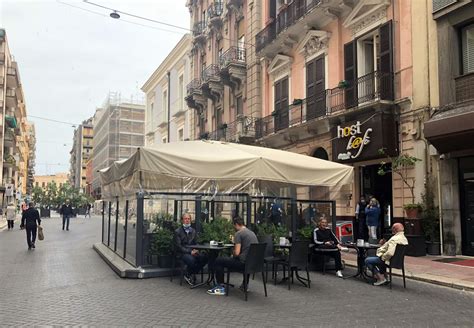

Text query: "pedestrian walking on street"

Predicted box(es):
[20, 202, 41, 250]
[85, 203, 92, 219]
[60, 200, 73, 231]
[6, 202, 16, 230]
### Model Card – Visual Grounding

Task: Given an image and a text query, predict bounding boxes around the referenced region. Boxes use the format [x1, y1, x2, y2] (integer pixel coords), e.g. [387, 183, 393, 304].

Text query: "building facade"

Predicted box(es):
[34, 172, 69, 189]
[185, 0, 262, 143]
[254, 0, 438, 239]
[91, 93, 145, 198]
[142, 34, 193, 145]
[70, 117, 93, 192]
[0, 29, 33, 203]
[424, 0, 474, 255]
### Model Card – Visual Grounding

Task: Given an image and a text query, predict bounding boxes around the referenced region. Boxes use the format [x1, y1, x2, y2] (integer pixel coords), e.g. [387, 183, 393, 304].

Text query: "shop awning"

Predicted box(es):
[99, 140, 354, 198]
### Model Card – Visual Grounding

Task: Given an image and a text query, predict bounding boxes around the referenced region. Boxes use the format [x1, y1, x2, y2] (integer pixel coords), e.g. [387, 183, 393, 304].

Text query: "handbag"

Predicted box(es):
[38, 225, 44, 241]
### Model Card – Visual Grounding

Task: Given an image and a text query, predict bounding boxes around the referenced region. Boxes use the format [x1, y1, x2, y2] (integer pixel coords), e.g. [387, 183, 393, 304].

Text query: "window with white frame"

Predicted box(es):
[462, 24, 474, 75]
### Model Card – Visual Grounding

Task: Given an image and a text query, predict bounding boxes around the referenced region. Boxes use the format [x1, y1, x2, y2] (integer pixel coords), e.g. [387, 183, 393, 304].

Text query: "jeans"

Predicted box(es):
[26, 226, 37, 248]
[365, 256, 386, 274]
[7, 220, 14, 229]
[368, 226, 377, 240]
[181, 253, 208, 275]
[213, 257, 245, 285]
[62, 215, 70, 230]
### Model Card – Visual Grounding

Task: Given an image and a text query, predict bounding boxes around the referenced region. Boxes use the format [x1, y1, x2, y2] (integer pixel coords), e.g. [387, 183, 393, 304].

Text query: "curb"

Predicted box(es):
[344, 259, 474, 292]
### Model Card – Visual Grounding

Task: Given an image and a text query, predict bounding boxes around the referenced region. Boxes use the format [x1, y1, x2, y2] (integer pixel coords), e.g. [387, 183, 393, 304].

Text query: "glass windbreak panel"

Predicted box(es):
[116, 199, 127, 258]
[250, 197, 290, 245]
[109, 201, 117, 250]
[126, 199, 137, 265]
[103, 201, 110, 245]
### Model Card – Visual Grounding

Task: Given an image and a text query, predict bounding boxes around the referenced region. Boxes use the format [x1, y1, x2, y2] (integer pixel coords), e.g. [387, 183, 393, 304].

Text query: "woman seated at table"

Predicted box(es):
[313, 218, 344, 278]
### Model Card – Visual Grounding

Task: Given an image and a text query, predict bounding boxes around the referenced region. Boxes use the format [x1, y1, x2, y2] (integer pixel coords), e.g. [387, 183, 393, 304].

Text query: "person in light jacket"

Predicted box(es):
[6, 202, 16, 230]
[365, 198, 381, 241]
[365, 223, 408, 286]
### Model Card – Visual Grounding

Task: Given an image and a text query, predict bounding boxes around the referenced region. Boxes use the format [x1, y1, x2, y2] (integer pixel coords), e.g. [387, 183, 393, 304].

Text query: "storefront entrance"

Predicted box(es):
[460, 157, 474, 256]
[360, 163, 393, 234]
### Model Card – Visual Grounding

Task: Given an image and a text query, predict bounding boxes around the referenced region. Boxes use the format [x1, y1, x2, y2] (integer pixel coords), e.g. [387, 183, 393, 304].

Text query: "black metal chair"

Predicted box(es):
[312, 247, 340, 274]
[387, 244, 408, 289]
[275, 241, 311, 290]
[170, 250, 204, 286]
[258, 235, 282, 283]
[225, 243, 268, 301]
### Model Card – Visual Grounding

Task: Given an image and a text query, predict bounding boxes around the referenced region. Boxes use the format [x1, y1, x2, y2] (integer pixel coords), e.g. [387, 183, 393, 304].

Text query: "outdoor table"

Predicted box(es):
[187, 243, 234, 289]
[342, 242, 379, 282]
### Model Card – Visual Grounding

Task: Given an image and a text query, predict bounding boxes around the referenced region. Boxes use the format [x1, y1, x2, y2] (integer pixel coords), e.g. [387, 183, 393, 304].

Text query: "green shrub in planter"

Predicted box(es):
[255, 222, 288, 244]
[297, 226, 314, 241]
[150, 228, 174, 257]
[198, 217, 235, 244]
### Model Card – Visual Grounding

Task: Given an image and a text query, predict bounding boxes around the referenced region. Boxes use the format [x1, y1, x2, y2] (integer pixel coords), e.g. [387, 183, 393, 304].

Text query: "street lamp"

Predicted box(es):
[110, 11, 120, 19]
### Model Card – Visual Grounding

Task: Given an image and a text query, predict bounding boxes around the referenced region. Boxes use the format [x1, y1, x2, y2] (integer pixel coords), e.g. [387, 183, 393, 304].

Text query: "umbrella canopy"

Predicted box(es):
[99, 140, 353, 198]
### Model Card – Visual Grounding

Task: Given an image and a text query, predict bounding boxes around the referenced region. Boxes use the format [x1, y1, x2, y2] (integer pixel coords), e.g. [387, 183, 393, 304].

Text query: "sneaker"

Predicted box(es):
[373, 279, 388, 286]
[239, 284, 249, 292]
[336, 270, 343, 278]
[31, 243, 35, 249]
[184, 274, 193, 286]
[207, 286, 225, 296]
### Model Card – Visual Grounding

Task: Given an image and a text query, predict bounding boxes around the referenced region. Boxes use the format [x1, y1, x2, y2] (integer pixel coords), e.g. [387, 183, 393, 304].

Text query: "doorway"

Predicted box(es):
[360, 163, 392, 234]
[459, 157, 474, 256]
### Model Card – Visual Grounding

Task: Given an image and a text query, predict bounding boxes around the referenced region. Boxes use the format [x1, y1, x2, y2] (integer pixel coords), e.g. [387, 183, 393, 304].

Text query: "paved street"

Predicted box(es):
[0, 216, 473, 327]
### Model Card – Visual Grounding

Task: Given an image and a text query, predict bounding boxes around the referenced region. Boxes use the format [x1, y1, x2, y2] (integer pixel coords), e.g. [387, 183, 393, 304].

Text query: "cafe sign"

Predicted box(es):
[336, 121, 372, 161]
[332, 113, 398, 163]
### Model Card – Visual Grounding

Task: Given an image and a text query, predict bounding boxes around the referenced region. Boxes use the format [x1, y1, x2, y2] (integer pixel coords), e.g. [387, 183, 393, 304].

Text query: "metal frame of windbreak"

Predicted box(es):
[101, 191, 336, 268]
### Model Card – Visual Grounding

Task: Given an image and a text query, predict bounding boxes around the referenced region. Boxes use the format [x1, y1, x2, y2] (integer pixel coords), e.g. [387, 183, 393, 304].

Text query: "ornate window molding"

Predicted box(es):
[343, 0, 390, 35]
[296, 30, 331, 59]
[268, 54, 293, 81]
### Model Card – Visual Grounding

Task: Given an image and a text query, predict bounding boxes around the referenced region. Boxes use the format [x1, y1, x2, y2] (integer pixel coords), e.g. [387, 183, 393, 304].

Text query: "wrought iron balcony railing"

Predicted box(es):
[219, 47, 246, 67]
[201, 64, 221, 82]
[193, 21, 206, 36]
[255, 0, 322, 53]
[208, 1, 223, 18]
[256, 71, 393, 139]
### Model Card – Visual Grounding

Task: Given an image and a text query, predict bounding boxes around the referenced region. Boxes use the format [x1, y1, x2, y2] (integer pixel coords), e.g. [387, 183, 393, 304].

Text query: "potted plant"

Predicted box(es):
[338, 80, 349, 89]
[198, 217, 235, 244]
[421, 179, 441, 255]
[200, 132, 209, 140]
[150, 228, 174, 268]
[271, 110, 278, 117]
[218, 122, 228, 130]
[378, 148, 422, 218]
[297, 225, 314, 241]
[292, 98, 303, 106]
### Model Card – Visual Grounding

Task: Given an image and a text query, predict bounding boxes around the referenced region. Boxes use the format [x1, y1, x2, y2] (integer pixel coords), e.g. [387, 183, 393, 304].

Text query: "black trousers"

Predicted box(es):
[213, 257, 245, 285]
[7, 220, 14, 229]
[26, 226, 37, 247]
[314, 248, 343, 271]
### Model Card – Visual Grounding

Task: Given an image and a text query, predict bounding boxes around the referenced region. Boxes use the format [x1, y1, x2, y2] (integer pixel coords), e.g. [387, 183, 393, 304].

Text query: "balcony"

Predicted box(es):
[201, 64, 223, 101]
[6, 67, 18, 87]
[256, 0, 342, 57]
[192, 21, 207, 45]
[185, 79, 207, 110]
[219, 47, 246, 89]
[455, 72, 474, 103]
[255, 71, 393, 141]
[208, 1, 223, 30]
[5, 88, 17, 108]
[205, 116, 257, 143]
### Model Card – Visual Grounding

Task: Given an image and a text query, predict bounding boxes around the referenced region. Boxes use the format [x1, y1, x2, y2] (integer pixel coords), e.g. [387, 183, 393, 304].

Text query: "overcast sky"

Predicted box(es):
[0, 0, 189, 175]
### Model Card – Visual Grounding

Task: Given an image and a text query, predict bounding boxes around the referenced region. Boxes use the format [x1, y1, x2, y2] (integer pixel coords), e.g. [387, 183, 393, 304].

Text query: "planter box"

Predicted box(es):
[158, 255, 173, 268]
[406, 235, 426, 257]
[426, 241, 441, 255]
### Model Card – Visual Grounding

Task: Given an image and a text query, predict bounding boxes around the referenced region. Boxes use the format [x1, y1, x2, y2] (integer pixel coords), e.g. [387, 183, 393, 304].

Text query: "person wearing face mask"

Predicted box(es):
[174, 213, 208, 286]
[366, 198, 381, 242]
[355, 196, 368, 241]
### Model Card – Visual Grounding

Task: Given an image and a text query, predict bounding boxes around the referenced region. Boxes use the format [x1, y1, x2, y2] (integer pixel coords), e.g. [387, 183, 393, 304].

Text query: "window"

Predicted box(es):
[35, 182, 39, 187]
[162, 90, 168, 122]
[178, 75, 184, 111]
[462, 24, 474, 74]
[236, 96, 243, 117]
[178, 128, 184, 141]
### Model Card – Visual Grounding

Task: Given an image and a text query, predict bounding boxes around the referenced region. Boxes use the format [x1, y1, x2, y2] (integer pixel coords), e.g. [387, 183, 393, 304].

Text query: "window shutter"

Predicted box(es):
[462, 25, 474, 75]
[379, 20, 394, 100]
[344, 41, 357, 107]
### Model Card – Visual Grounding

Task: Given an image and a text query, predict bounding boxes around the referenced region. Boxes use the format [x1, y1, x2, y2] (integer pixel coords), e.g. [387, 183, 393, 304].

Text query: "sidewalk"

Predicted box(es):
[342, 250, 474, 291]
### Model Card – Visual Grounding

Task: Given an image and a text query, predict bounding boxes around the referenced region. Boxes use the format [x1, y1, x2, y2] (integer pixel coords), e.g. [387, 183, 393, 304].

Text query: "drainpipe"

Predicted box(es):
[436, 158, 445, 254]
[167, 71, 171, 143]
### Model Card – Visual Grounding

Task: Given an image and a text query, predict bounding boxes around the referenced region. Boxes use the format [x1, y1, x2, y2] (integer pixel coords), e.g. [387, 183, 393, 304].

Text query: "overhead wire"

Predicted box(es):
[28, 114, 79, 127]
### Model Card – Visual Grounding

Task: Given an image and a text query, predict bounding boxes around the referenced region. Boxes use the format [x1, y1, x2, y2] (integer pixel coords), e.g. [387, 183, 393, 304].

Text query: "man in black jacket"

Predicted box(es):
[174, 213, 208, 286]
[60, 200, 73, 231]
[313, 218, 344, 278]
[20, 202, 41, 250]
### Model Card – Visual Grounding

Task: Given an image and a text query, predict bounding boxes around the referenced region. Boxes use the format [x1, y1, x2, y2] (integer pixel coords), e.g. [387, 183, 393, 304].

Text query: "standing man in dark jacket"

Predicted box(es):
[20, 202, 41, 250]
[174, 212, 208, 286]
[60, 200, 73, 231]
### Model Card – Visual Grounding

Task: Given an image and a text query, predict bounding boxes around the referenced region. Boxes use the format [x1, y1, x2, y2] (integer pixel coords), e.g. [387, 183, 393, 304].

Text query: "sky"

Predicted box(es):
[0, 0, 189, 175]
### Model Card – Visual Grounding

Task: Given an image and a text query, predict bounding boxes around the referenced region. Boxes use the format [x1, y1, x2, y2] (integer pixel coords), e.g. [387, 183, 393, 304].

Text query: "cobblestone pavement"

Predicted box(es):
[0, 216, 473, 327]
